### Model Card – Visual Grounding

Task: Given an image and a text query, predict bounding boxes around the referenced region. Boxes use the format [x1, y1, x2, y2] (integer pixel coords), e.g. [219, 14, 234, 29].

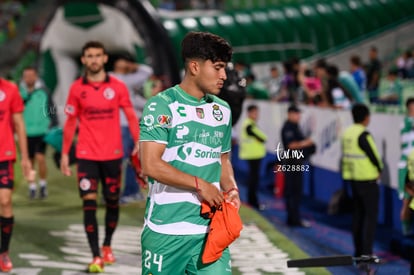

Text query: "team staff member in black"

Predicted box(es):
[341, 103, 383, 257]
[281, 105, 315, 227]
[239, 104, 267, 209]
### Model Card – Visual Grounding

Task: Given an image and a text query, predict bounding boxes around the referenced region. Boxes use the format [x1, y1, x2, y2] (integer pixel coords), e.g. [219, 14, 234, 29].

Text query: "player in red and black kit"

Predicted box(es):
[60, 41, 139, 273]
[0, 78, 31, 272]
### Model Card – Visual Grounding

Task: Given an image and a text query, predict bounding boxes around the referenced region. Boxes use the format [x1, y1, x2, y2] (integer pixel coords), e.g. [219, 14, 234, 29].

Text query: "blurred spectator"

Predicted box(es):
[281, 60, 299, 103]
[218, 63, 246, 127]
[365, 46, 382, 103]
[396, 50, 414, 79]
[245, 73, 269, 100]
[298, 63, 322, 105]
[339, 70, 365, 104]
[0, 0, 25, 42]
[143, 74, 164, 99]
[313, 59, 329, 107]
[350, 55, 367, 96]
[234, 61, 251, 79]
[19, 66, 54, 199]
[159, 0, 175, 10]
[326, 65, 352, 109]
[376, 68, 403, 106]
[264, 66, 286, 102]
[22, 19, 46, 51]
[109, 55, 153, 204]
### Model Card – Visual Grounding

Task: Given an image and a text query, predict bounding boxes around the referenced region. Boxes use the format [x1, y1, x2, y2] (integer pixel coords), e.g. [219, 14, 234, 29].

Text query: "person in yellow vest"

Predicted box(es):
[341, 103, 383, 257]
[239, 104, 267, 210]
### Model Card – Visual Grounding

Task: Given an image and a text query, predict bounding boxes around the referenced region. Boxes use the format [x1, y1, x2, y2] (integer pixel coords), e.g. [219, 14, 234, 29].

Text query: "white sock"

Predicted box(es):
[29, 183, 36, 190]
[39, 179, 47, 187]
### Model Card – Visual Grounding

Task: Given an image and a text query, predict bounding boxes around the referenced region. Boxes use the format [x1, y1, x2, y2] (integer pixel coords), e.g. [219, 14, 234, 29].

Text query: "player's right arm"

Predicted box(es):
[12, 113, 31, 178]
[60, 84, 79, 176]
[61, 115, 77, 176]
[140, 141, 223, 206]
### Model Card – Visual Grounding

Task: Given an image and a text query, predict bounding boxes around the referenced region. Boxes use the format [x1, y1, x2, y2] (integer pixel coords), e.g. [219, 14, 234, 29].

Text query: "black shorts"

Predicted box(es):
[76, 158, 122, 198]
[0, 161, 14, 189]
[27, 136, 47, 159]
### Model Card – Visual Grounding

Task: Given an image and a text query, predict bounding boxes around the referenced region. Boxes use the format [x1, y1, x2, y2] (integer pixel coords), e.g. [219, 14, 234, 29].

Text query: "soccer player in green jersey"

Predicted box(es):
[399, 97, 414, 235]
[139, 31, 241, 274]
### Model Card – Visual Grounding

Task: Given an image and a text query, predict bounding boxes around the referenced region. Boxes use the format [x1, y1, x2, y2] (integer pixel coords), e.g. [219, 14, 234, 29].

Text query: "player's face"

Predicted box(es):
[22, 69, 38, 87]
[196, 60, 227, 95]
[81, 47, 108, 75]
[408, 103, 414, 117]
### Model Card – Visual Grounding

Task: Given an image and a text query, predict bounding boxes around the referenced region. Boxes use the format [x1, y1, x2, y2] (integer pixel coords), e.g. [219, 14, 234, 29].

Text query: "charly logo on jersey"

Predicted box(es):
[177, 106, 186, 117]
[148, 102, 156, 111]
[176, 125, 189, 139]
[0, 90, 6, 102]
[196, 107, 205, 119]
[103, 88, 115, 100]
[212, 104, 223, 121]
[157, 115, 172, 128]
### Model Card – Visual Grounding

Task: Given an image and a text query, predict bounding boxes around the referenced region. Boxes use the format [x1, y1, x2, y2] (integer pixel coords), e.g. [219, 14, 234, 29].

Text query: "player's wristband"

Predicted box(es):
[195, 176, 201, 193]
[225, 187, 239, 194]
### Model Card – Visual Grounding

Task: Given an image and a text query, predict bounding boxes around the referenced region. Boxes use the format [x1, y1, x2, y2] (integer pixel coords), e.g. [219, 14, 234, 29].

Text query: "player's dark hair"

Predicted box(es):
[247, 104, 258, 112]
[181, 32, 232, 65]
[81, 41, 106, 56]
[350, 55, 361, 66]
[23, 66, 37, 73]
[352, 103, 370, 123]
[406, 97, 414, 109]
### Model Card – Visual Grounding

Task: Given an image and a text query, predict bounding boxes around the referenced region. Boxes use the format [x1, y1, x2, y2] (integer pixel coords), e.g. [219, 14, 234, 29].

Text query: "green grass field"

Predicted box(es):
[8, 151, 330, 274]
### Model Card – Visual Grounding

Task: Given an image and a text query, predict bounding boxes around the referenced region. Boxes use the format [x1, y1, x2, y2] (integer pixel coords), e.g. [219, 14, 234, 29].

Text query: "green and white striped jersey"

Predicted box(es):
[400, 116, 414, 168]
[139, 85, 232, 235]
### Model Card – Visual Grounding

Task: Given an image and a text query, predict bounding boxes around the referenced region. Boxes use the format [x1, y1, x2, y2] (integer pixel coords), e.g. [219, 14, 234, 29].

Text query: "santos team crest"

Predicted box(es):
[212, 104, 223, 121]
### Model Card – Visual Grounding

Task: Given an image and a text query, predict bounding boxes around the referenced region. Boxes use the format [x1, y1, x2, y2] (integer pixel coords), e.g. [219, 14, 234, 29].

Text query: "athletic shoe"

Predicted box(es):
[102, 246, 116, 264]
[88, 257, 104, 273]
[0, 252, 13, 272]
[40, 186, 48, 199]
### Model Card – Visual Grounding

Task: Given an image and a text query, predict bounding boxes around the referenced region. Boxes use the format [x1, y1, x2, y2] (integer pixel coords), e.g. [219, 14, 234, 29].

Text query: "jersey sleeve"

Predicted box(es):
[10, 83, 24, 113]
[64, 84, 79, 117]
[221, 104, 232, 153]
[139, 95, 172, 144]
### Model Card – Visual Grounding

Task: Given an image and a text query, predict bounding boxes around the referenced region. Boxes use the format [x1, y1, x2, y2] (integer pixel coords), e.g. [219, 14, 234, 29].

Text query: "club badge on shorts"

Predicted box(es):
[80, 178, 91, 191]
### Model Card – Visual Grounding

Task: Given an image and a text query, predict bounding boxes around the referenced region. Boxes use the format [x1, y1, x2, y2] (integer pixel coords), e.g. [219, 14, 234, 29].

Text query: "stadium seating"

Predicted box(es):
[159, 0, 414, 66]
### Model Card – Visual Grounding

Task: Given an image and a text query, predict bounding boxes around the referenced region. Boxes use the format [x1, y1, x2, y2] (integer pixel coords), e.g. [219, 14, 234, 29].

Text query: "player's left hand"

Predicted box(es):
[226, 189, 241, 210]
[20, 157, 32, 179]
[132, 141, 139, 157]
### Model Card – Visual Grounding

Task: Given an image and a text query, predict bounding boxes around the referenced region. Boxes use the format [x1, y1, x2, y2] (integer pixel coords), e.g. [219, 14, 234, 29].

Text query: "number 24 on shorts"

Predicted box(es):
[144, 250, 163, 273]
